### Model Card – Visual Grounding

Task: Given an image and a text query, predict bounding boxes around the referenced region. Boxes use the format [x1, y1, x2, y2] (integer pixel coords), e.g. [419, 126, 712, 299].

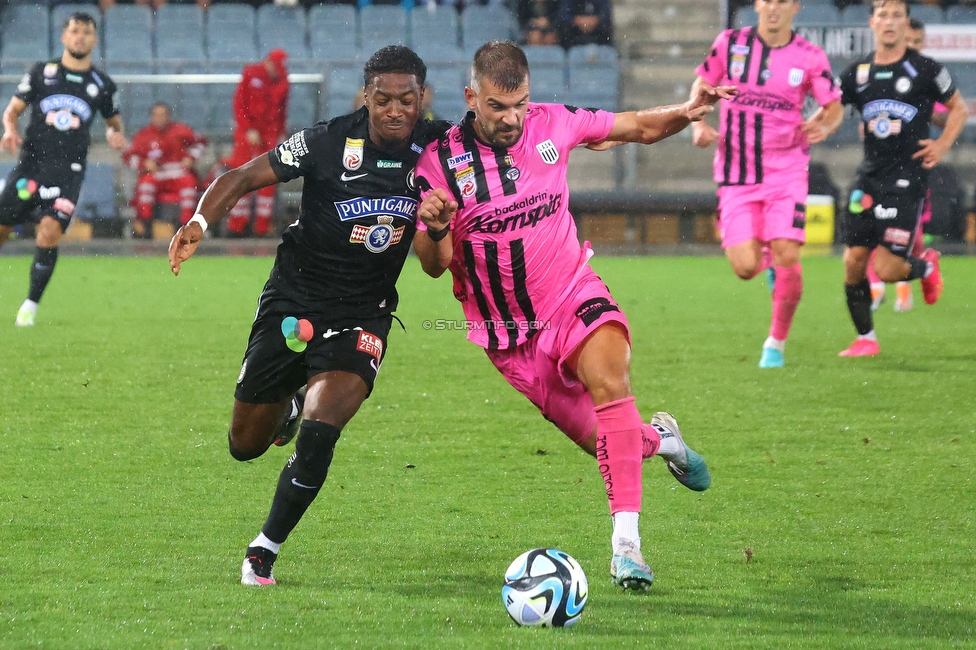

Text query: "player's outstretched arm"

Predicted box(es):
[606, 81, 737, 146]
[801, 100, 844, 144]
[913, 90, 968, 169]
[0, 97, 26, 154]
[414, 188, 457, 279]
[169, 154, 280, 276]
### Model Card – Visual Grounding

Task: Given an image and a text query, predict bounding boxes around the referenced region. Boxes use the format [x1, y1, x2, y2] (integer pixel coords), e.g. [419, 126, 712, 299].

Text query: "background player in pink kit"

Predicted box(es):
[691, 0, 843, 368]
[414, 41, 735, 591]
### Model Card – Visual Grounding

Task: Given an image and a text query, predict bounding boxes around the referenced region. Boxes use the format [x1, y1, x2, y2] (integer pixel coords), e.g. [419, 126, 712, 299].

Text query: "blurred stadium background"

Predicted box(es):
[0, 0, 974, 248]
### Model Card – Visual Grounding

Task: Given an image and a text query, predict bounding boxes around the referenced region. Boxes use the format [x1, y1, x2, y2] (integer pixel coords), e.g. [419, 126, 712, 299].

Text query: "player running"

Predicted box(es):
[837, 0, 967, 357]
[414, 41, 734, 591]
[691, 0, 843, 368]
[0, 12, 127, 326]
[169, 47, 450, 586]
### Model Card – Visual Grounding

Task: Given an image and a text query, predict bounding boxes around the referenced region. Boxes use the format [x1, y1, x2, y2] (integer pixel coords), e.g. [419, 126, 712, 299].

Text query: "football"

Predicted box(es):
[502, 548, 588, 627]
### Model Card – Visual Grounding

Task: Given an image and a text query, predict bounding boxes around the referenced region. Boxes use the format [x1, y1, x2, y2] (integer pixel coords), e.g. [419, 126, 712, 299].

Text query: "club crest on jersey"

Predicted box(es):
[406, 168, 416, 191]
[349, 216, 405, 254]
[788, 68, 804, 87]
[856, 64, 870, 85]
[343, 137, 364, 171]
[86, 83, 98, 98]
[536, 139, 559, 165]
[455, 166, 477, 199]
[868, 114, 901, 139]
[895, 77, 911, 94]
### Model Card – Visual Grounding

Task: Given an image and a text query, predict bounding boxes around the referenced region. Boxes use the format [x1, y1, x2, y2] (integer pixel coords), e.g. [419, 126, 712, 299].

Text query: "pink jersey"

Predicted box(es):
[415, 103, 615, 350]
[696, 27, 841, 185]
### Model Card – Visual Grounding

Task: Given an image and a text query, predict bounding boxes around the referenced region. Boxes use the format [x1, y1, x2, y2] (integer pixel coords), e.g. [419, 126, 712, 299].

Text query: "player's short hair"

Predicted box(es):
[362, 46, 427, 89]
[870, 0, 910, 17]
[909, 17, 925, 30]
[63, 12, 97, 31]
[470, 41, 529, 93]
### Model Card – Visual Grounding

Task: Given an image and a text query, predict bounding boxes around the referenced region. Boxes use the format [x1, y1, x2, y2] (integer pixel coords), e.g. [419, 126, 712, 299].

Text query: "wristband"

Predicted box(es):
[427, 225, 450, 242]
[188, 213, 208, 234]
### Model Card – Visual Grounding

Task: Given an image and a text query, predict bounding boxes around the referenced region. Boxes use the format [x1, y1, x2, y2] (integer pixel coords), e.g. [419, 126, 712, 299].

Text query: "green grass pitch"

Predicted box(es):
[0, 253, 973, 649]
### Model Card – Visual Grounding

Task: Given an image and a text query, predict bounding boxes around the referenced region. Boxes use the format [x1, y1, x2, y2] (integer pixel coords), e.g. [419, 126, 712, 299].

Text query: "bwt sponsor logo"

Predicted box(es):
[333, 196, 417, 222]
[469, 191, 562, 234]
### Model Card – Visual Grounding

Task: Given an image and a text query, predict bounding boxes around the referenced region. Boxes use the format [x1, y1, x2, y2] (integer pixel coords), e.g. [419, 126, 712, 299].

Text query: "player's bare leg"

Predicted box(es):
[16, 215, 63, 327]
[725, 238, 765, 280]
[242, 370, 367, 586]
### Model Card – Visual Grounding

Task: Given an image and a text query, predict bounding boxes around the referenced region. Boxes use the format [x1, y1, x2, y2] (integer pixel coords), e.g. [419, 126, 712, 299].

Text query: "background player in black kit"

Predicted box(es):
[168, 46, 450, 586]
[837, 0, 967, 357]
[0, 12, 127, 327]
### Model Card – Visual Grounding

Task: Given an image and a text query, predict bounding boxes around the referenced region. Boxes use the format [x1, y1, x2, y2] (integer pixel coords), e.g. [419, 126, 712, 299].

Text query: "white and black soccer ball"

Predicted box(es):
[502, 548, 588, 627]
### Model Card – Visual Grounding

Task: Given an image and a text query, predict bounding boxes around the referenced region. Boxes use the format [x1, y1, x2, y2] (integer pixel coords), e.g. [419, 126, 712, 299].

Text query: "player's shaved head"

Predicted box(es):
[363, 45, 427, 89]
[470, 41, 529, 93]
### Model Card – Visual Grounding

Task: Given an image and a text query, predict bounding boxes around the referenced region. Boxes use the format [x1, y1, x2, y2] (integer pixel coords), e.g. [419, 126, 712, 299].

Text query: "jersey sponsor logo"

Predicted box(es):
[862, 100, 917, 122]
[334, 195, 417, 222]
[90, 70, 104, 88]
[575, 297, 619, 327]
[349, 216, 406, 253]
[455, 166, 477, 199]
[278, 131, 309, 168]
[71, 163, 83, 172]
[733, 91, 796, 112]
[873, 204, 898, 220]
[875, 70, 893, 80]
[17, 74, 31, 94]
[377, 160, 402, 169]
[536, 139, 559, 164]
[883, 227, 911, 247]
[730, 44, 750, 56]
[38, 185, 61, 200]
[447, 152, 473, 169]
[86, 83, 98, 98]
[53, 197, 75, 216]
[43, 63, 58, 78]
[935, 67, 952, 94]
[356, 330, 384, 360]
[39, 94, 93, 125]
[902, 60, 918, 78]
[895, 77, 911, 94]
[848, 189, 873, 214]
[410, 142, 424, 154]
[856, 64, 870, 85]
[761, 69, 772, 81]
[15, 178, 36, 200]
[469, 191, 562, 234]
[65, 73, 83, 83]
[340, 172, 368, 182]
[343, 137, 364, 171]
[788, 68, 804, 87]
[896, 179, 910, 188]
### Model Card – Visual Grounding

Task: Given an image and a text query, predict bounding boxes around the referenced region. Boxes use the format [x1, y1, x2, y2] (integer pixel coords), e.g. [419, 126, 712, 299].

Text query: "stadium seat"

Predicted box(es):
[947, 63, 976, 142]
[207, 4, 257, 62]
[75, 162, 118, 221]
[359, 5, 407, 54]
[104, 6, 153, 65]
[423, 65, 467, 122]
[413, 42, 466, 66]
[309, 5, 357, 62]
[156, 4, 205, 63]
[946, 6, 976, 24]
[460, 5, 514, 51]
[840, 4, 870, 26]
[735, 6, 758, 27]
[206, 60, 246, 132]
[567, 44, 618, 111]
[793, 4, 840, 25]
[1, 4, 51, 66]
[325, 65, 363, 119]
[257, 5, 311, 61]
[523, 45, 567, 104]
[411, 5, 459, 49]
[910, 4, 945, 25]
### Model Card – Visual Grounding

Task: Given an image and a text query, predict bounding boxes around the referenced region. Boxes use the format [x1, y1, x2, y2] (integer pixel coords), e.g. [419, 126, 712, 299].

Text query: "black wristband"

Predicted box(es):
[427, 225, 450, 242]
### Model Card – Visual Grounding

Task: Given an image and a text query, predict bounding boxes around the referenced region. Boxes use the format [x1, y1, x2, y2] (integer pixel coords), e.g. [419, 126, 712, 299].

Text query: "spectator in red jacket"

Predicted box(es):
[222, 48, 290, 237]
[125, 103, 207, 237]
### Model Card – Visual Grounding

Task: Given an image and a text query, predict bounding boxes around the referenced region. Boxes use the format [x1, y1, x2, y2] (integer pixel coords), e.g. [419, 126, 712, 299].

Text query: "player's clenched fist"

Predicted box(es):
[417, 188, 457, 231]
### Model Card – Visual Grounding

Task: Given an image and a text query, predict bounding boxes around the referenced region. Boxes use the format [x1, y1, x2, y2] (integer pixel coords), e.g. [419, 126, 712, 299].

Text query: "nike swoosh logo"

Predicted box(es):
[291, 478, 319, 489]
[340, 172, 368, 182]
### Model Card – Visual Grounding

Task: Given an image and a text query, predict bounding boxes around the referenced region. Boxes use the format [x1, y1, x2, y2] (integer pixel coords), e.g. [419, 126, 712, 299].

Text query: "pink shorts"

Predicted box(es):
[717, 172, 809, 248]
[485, 266, 630, 445]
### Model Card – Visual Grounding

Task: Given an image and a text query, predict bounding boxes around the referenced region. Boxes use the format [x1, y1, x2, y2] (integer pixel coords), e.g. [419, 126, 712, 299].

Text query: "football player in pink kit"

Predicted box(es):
[692, 0, 843, 368]
[414, 41, 735, 591]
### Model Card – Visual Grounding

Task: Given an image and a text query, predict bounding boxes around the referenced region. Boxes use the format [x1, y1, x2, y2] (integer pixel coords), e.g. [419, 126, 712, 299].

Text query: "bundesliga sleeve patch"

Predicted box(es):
[277, 131, 309, 168]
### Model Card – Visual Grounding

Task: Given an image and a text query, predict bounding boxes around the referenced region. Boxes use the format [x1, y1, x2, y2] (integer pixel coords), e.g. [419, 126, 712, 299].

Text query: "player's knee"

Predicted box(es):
[227, 427, 266, 461]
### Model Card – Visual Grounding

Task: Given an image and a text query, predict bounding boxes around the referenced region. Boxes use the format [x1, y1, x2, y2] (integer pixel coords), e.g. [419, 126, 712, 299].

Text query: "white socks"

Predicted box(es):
[763, 336, 785, 352]
[251, 532, 281, 554]
[20, 299, 37, 313]
[857, 330, 878, 342]
[612, 511, 640, 552]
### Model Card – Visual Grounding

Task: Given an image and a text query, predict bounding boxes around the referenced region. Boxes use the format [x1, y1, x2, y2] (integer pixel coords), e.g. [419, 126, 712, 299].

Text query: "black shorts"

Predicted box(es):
[0, 159, 85, 233]
[234, 292, 392, 404]
[844, 176, 925, 258]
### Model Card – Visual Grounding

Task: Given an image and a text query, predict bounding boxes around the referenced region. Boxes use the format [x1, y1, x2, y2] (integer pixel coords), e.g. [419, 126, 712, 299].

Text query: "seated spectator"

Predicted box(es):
[124, 103, 207, 238]
[556, 0, 613, 48]
[421, 83, 438, 120]
[518, 0, 560, 45]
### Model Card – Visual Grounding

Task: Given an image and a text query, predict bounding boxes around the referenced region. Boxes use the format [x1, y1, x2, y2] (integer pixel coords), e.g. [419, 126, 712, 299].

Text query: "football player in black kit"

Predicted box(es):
[169, 46, 451, 586]
[837, 0, 967, 357]
[0, 12, 127, 327]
